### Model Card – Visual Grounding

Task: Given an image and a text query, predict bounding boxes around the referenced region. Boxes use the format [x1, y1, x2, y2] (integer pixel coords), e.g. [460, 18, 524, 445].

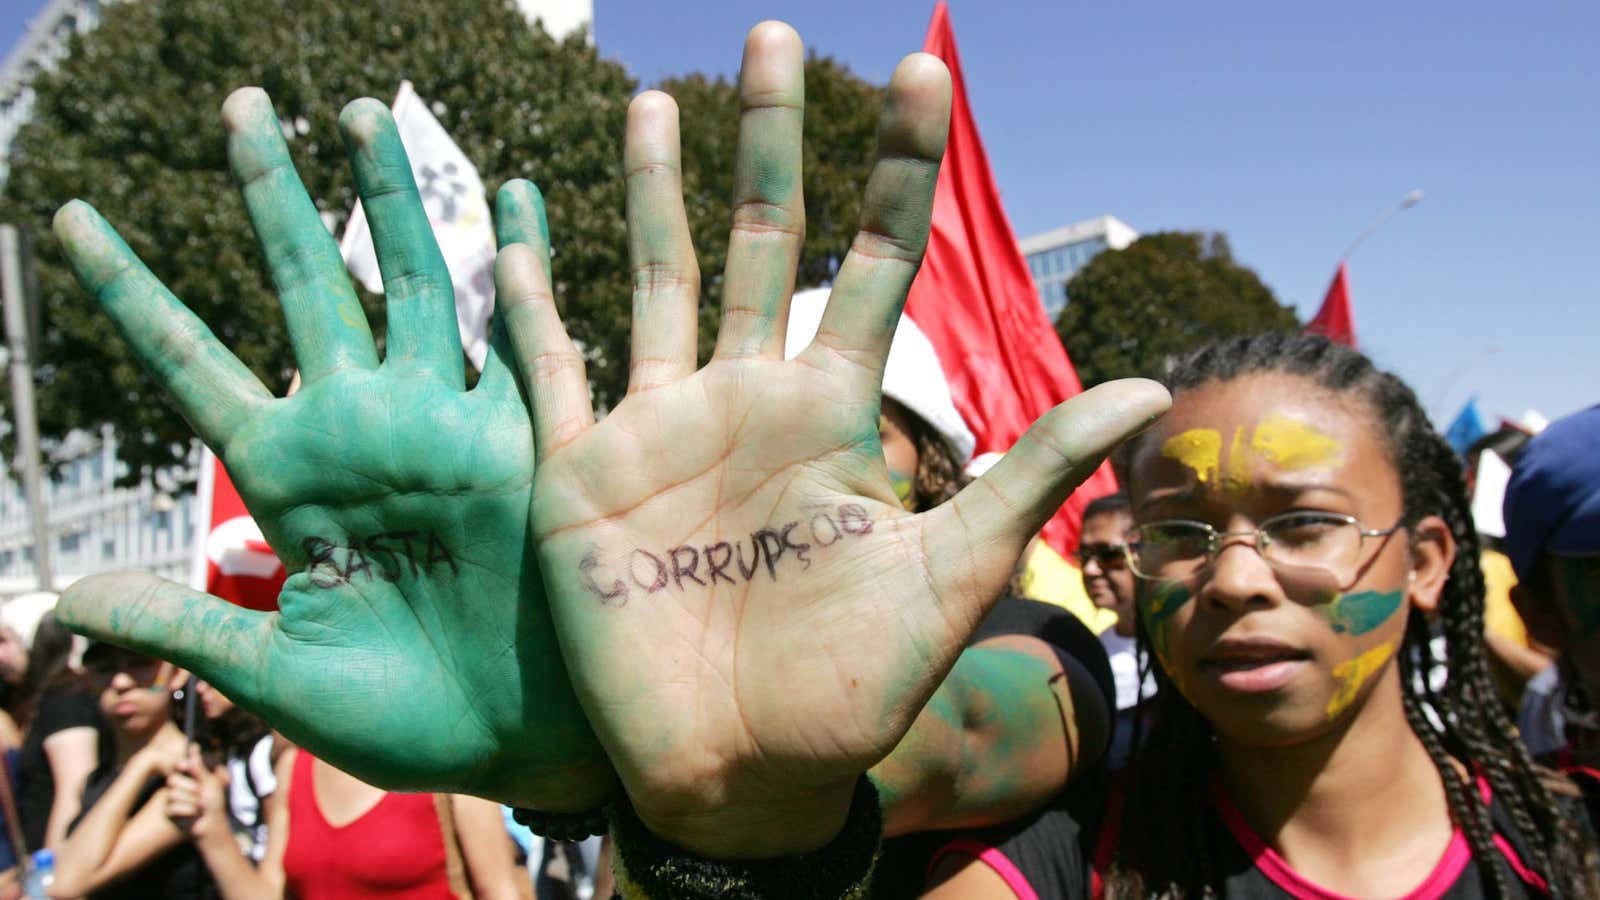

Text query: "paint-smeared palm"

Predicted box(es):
[51, 89, 607, 810]
[505, 23, 1170, 858]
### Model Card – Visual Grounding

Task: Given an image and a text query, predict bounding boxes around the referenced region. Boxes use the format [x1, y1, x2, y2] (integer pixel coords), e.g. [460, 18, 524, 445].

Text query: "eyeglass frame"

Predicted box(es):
[1123, 510, 1406, 582]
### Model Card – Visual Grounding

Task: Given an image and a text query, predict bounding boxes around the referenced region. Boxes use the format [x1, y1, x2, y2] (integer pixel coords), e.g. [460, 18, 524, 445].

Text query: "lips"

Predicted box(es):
[1199, 637, 1312, 693]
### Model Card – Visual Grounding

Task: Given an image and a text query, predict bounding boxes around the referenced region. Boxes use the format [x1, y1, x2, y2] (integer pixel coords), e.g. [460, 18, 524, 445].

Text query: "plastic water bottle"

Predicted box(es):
[23, 848, 54, 899]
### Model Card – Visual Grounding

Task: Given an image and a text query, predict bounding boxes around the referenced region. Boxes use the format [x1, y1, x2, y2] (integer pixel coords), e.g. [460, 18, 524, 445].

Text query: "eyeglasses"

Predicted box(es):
[1074, 544, 1130, 571]
[1125, 511, 1403, 583]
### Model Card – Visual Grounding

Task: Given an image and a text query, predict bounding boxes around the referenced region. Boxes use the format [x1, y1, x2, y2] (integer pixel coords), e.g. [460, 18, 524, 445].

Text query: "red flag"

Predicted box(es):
[905, 2, 1117, 554]
[1306, 262, 1357, 347]
[188, 448, 284, 612]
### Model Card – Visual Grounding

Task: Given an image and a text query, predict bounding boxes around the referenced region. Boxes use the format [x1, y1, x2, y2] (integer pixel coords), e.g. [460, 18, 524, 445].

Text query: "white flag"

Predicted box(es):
[339, 81, 495, 369]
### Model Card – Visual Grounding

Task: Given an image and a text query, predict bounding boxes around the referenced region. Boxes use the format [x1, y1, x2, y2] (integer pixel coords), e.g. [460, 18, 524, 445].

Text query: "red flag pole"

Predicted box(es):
[905, 2, 1118, 555]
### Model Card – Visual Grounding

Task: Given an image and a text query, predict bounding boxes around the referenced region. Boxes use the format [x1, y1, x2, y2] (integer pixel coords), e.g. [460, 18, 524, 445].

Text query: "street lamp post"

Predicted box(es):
[1341, 188, 1424, 262]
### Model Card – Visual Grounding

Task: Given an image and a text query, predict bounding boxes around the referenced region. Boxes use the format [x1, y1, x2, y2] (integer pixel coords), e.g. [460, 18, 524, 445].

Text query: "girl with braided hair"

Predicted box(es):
[920, 332, 1597, 899]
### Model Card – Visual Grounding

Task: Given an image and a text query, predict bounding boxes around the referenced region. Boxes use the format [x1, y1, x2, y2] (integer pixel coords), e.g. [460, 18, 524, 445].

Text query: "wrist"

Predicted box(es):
[630, 777, 858, 860]
[610, 777, 882, 898]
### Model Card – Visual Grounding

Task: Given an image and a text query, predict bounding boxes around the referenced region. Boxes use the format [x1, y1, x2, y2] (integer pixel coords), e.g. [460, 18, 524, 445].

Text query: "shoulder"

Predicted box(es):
[972, 597, 1113, 707]
[922, 805, 1094, 900]
[36, 687, 102, 733]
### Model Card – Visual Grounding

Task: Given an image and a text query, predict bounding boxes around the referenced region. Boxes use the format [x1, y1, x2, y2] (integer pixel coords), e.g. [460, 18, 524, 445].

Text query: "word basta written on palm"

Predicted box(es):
[51, 87, 608, 812]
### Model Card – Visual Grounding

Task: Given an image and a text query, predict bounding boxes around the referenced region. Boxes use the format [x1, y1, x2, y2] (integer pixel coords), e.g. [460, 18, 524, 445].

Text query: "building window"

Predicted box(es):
[0, 550, 12, 569]
[151, 510, 172, 532]
[102, 539, 115, 560]
[59, 531, 84, 554]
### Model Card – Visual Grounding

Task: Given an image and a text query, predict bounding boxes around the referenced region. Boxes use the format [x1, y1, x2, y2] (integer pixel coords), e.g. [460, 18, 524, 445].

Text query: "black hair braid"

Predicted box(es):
[1104, 332, 1596, 898]
[1108, 662, 1219, 899]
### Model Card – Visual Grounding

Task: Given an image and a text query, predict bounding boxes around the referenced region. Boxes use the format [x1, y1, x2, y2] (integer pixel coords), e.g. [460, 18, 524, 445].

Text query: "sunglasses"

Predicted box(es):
[1074, 543, 1130, 571]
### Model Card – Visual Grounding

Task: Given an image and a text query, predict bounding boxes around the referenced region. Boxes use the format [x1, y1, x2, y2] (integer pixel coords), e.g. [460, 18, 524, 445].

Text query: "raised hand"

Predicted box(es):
[500, 22, 1170, 857]
[51, 88, 608, 810]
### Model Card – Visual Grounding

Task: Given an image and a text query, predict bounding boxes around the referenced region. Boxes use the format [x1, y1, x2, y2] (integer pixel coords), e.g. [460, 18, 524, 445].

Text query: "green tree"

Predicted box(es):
[1055, 231, 1300, 387]
[1, 0, 636, 476]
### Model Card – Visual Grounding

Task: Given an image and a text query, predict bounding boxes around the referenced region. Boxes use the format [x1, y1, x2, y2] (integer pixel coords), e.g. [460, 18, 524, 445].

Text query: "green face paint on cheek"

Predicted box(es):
[889, 470, 913, 508]
[1139, 581, 1191, 671]
[1316, 590, 1403, 636]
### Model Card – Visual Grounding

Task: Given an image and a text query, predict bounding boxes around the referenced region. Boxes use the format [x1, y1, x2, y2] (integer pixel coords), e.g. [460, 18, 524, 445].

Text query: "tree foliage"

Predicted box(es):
[2, 0, 889, 481]
[1055, 231, 1300, 387]
[1, 0, 635, 475]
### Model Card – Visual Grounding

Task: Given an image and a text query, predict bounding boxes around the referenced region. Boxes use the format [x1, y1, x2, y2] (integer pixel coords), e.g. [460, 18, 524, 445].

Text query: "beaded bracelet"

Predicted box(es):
[510, 804, 610, 841]
[607, 776, 882, 899]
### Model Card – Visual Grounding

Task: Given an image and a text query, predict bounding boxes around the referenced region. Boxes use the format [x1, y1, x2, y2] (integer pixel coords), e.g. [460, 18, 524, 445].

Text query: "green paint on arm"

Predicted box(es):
[871, 647, 1061, 834]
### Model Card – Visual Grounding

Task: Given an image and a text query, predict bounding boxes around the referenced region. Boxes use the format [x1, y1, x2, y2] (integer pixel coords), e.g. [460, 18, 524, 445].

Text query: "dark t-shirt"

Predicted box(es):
[936, 778, 1555, 899]
[70, 765, 219, 900]
[873, 596, 1113, 899]
[18, 686, 109, 850]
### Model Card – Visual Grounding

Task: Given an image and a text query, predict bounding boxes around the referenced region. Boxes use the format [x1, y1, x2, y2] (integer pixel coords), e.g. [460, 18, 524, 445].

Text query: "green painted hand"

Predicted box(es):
[497, 22, 1171, 858]
[51, 89, 608, 810]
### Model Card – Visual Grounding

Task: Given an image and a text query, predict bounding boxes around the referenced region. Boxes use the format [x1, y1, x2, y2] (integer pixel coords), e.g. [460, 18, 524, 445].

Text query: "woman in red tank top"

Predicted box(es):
[163, 745, 525, 899]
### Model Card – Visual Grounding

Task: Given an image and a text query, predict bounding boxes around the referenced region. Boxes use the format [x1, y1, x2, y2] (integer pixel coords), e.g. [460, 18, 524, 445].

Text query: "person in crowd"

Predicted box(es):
[1504, 406, 1600, 777]
[163, 744, 525, 900]
[188, 678, 277, 864]
[48, 642, 211, 899]
[913, 333, 1596, 898]
[1076, 493, 1156, 770]
[7, 612, 105, 853]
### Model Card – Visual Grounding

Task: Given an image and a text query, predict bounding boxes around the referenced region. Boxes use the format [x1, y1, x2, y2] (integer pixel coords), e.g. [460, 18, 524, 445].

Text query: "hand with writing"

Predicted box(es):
[504, 22, 1170, 858]
[52, 88, 608, 811]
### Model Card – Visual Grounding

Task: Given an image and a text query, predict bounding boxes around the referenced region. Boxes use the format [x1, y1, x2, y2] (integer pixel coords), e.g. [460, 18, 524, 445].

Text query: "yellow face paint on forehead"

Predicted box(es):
[1160, 429, 1223, 483]
[1325, 637, 1397, 720]
[1250, 413, 1346, 471]
[1157, 414, 1346, 491]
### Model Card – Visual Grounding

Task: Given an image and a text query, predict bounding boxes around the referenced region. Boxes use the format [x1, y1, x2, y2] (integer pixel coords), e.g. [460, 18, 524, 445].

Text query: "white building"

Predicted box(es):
[0, 0, 104, 186]
[0, 428, 198, 596]
[1019, 215, 1138, 321]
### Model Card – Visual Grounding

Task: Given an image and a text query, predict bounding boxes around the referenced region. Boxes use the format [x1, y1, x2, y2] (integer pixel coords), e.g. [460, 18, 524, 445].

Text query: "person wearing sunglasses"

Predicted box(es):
[1074, 493, 1154, 770]
[50, 644, 215, 899]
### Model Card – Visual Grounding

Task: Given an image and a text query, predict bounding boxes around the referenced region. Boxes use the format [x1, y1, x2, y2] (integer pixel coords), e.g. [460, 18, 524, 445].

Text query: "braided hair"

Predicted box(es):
[1105, 332, 1597, 899]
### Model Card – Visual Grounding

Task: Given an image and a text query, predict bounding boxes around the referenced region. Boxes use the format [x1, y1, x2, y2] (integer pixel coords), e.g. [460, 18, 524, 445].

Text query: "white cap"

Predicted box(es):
[783, 287, 976, 466]
[0, 591, 58, 649]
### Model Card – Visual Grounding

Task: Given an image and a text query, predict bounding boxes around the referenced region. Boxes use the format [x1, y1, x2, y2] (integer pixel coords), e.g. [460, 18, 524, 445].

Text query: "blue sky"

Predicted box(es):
[5, 0, 1596, 427]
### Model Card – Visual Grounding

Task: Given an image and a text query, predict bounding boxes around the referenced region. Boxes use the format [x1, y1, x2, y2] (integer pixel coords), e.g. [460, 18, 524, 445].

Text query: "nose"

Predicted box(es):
[107, 670, 137, 691]
[1082, 556, 1104, 577]
[1201, 530, 1279, 613]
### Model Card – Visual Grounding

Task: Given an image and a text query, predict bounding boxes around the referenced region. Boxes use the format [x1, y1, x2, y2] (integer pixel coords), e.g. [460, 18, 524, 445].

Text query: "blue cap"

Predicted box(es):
[1503, 404, 1600, 580]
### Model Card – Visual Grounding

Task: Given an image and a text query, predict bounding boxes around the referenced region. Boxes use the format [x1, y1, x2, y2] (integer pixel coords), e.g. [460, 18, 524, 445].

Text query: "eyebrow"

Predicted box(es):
[1135, 479, 1356, 513]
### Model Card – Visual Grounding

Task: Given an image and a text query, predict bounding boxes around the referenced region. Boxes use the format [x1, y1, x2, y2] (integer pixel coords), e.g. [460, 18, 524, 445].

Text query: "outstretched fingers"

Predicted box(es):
[52, 201, 273, 449]
[495, 243, 594, 461]
[624, 91, 700, 393]
[713, 21, 806, 360]
[223, 88, 379, 383]
[476, 179, 553, 402]
[339, 99, 462, 386]
[804, 54, 951, 382]
[920, 380, 1172, 632]
[57, 573, 273, 715]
